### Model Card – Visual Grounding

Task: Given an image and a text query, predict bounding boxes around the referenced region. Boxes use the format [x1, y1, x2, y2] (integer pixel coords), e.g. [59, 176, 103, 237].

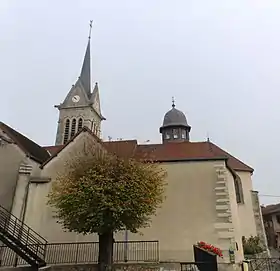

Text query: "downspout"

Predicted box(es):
[20, 180, 31, 226]
[124, 229, 128, 262]
[14, 179, 31, 267]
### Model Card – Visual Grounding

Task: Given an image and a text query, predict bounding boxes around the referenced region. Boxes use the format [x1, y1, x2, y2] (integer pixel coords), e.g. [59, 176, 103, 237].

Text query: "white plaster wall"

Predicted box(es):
[226, 170, 244, 263]
[127, 160, 222, 262]
[23, 132, 124, 243]
[236, 171, 257, 238]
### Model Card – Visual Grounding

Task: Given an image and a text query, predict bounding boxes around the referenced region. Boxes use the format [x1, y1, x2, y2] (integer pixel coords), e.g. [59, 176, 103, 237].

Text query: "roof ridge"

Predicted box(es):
[209, 141, 253, 172]
[0, 121, 49, 164]
[104, 139, 138, 143]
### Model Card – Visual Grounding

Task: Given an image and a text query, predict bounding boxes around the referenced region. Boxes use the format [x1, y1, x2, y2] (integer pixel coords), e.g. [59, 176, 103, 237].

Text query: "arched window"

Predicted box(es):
[173, 129, 178, 139]
[63, 119, 70, 144]
[78, 118, 83, 131]
[234, 176, 244, 204]
[70, 119, 77, 138]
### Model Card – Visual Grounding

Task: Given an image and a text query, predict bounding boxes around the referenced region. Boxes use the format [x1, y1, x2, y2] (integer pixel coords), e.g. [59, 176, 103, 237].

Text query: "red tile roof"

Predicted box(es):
[1, 121, 253, 172]
[43, 145, 64, 155]
[207, 142, 254, 172]
[103, 140, 137, 159]
[42, 139, 253, 172]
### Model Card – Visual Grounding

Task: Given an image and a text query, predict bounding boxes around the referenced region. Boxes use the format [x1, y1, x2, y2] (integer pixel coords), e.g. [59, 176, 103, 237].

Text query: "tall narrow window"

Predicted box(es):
[78, 118, 83, 131]
[165, 133, 170, 139]
[234, 176, 244, 204]
[173, 129, 178, 139]
[70, 119, 77, 138]
[63, 119, 70, 144]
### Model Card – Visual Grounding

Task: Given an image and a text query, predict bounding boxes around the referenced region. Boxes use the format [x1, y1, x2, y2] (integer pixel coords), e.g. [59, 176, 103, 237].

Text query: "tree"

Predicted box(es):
[242, 235, 264, 256]
[47, 142, 167, 271]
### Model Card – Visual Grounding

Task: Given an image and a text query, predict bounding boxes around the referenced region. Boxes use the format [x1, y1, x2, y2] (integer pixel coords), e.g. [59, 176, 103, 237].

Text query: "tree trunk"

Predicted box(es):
[98, 231, 114, 271]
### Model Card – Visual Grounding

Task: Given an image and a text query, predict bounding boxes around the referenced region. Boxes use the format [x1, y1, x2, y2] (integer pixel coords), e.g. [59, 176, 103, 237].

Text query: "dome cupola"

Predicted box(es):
[159, 98, 191, 143]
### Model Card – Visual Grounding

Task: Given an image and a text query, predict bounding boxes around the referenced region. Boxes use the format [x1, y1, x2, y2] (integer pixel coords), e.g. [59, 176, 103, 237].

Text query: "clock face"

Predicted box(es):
[72, 95, 80, 103]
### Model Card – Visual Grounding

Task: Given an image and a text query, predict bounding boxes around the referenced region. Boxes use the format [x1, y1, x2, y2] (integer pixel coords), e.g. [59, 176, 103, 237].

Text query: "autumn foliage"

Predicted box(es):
[48, 147, 166, 234]
[47, 142, 166, 270]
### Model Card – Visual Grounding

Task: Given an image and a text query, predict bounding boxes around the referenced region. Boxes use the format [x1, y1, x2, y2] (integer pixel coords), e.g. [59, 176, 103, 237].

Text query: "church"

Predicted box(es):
[0, 32, 268, 264]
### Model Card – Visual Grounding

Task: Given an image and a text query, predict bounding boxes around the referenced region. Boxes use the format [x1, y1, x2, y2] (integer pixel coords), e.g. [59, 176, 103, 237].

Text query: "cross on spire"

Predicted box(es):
[88, 20, 93, 40]
[172, 96, 175, 108]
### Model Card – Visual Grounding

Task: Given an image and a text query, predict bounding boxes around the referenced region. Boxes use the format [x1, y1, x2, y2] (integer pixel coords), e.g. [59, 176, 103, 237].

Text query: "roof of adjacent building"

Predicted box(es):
[262, 204, 280, 216]
[0, 122, 50, 164]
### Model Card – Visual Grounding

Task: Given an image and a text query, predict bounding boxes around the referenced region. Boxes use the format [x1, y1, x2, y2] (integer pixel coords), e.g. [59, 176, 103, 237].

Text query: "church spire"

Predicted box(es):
[80, 20, 93, 98]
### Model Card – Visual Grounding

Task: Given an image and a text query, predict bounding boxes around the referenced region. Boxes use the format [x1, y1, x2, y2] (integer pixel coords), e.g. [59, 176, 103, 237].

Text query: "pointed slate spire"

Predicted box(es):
[91, 82, 106, 120]
[91, 81, 99, 98]
[80, 39, 91, 98]
[80, 21, 93, 98]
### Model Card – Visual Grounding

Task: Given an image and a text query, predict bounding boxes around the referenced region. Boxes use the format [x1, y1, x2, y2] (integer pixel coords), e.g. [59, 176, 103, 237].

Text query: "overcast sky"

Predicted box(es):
[1, 0, 280, 205]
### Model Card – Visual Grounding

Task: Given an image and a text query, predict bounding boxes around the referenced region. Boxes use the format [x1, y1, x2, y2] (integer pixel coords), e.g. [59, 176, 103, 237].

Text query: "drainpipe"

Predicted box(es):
[124, 229, 128, 262]
[13, 164, 32, 267]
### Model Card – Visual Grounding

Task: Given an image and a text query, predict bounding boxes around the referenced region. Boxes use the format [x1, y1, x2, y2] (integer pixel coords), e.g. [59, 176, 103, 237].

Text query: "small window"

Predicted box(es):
[70, 119, 77, 138]
[182, 130, 186, 139]
[63, 119, 70, 144]
[78, 118, 83, 131]
[234, 177, 244, 204]
[165, 133, 170, 139]
[173, 129, 178, 139]
[276, 215, 280, 224]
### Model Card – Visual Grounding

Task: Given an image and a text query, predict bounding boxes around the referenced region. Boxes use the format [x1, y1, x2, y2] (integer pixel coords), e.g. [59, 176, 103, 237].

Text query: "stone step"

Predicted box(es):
[216, 198, 229, 203]
[217, 176, 226, 181]
[217, 213, 231, 218]
[218, 231, 235, 239]
[214, 223, 234, 229]
[216, 205, 229, 211]
[215, 187, 226, 191]
[216, 192, 229, 196]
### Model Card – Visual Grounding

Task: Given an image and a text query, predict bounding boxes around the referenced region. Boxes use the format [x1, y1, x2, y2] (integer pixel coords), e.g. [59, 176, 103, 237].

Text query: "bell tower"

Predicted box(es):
[54, 21, 105, 146]
[159, 98, 191, 143]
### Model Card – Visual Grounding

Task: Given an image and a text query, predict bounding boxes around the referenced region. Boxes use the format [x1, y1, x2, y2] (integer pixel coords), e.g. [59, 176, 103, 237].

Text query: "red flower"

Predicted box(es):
[197, 241, 223, 258]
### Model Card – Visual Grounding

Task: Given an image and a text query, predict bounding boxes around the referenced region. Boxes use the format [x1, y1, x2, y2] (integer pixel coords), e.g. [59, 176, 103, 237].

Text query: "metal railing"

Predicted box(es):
[0, 240, 159, 267]
[181, 262, 217, 271]
[247, 257, 280, 271]
[0, 205, 47, 261]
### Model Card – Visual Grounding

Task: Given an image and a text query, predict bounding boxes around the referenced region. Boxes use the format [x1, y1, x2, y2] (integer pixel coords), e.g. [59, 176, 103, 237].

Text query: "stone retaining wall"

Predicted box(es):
[0, 262, 243, 271]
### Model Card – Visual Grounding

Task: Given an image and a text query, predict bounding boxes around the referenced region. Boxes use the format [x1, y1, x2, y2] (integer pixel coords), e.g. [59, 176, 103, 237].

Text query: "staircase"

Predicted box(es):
[0, 205, 47, 268]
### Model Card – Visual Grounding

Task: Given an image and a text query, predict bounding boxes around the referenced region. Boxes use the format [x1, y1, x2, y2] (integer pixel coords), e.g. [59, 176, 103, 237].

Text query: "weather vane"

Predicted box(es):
[172, 96, 175, 108]
[207, 132, 210, 142]
[88, 20, 93, 39]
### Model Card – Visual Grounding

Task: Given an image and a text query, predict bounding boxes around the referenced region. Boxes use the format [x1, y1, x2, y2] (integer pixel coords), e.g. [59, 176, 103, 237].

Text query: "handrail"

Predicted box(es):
[0, 205, 47, 244]
[0, 214, 45, 248]
[0, 240, 160, 267]
[0, 204, 47, 263]
[0, 216, 44, 246]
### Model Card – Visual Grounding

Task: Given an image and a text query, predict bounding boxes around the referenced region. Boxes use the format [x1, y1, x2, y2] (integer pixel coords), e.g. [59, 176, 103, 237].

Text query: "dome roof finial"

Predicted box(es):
[172, 96, 175, 108]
